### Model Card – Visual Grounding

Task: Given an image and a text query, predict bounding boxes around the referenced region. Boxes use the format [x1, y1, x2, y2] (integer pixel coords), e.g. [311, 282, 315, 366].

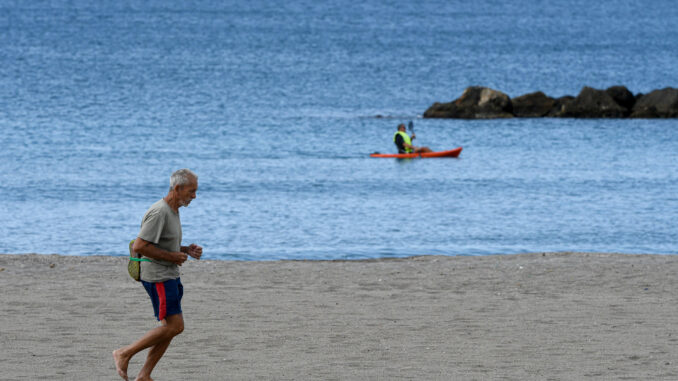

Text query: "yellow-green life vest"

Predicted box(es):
[394, 131, 413, 153]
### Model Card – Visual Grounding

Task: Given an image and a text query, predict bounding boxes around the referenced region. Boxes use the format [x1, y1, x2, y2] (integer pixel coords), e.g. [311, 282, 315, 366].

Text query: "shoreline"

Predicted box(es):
[2, 252, 678, 379]
[3, 250, 676, 262]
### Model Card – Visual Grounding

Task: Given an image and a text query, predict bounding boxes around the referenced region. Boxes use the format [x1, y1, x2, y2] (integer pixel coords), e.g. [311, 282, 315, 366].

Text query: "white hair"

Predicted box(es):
[169, 169, 197, 191]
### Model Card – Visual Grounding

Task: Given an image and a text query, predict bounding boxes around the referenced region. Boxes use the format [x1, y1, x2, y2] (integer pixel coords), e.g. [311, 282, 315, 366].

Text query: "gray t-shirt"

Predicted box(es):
[138, 199, 182, 282]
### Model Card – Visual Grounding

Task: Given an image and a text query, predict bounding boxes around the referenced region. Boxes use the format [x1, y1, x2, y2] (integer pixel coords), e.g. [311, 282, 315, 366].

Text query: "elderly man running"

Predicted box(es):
[113, 169, 203, 381]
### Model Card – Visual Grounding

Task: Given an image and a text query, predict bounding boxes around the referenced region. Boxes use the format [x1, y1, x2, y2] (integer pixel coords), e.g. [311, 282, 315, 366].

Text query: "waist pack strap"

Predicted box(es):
[129, 257, 152, 262]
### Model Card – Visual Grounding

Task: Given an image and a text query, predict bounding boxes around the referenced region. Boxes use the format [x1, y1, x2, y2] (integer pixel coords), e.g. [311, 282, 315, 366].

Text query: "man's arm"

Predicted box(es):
[133, 238, 188, 265]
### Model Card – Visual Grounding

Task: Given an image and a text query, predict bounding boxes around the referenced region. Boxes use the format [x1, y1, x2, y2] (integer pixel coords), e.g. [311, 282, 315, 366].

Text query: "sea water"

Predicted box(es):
[1, 0, 677, 260]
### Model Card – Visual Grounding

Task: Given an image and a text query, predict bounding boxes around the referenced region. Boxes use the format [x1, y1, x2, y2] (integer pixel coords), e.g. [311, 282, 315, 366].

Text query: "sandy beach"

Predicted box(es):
[1, 252, 678, 380]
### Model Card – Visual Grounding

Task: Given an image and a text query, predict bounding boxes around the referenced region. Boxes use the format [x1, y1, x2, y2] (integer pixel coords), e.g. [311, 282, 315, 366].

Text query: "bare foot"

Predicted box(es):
[113, 349, 130, 381]
[135, 376, 153, 381]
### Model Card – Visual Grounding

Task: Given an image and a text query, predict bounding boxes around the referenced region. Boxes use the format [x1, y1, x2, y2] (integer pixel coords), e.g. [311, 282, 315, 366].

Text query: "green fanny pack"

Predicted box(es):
[128, 239, 151, 282]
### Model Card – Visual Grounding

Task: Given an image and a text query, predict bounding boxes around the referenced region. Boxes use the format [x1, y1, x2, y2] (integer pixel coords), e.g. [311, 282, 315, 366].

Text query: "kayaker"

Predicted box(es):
[394, 123, 432, 154]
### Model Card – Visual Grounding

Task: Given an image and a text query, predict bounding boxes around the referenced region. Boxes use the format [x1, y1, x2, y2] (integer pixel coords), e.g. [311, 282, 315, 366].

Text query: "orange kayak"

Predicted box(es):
[370, 147, 462, 158]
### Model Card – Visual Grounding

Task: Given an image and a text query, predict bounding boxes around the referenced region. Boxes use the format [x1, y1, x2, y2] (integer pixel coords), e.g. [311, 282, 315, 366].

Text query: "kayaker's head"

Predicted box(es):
[397, 123, 406, 132]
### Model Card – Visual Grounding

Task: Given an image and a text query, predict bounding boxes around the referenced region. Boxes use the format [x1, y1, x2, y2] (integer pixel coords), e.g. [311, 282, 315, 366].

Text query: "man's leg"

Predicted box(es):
[113, 313, 184, 381]
[135, 314, 184, 381]
[415, 146, 433, 153]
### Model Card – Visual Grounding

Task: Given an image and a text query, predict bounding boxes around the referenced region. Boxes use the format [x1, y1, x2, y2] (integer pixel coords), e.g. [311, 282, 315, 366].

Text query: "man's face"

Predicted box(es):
[177, 178, 198, 207]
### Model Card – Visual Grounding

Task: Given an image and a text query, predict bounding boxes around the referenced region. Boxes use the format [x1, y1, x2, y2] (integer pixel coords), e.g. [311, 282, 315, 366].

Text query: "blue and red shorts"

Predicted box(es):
[141, 278, 183, 321]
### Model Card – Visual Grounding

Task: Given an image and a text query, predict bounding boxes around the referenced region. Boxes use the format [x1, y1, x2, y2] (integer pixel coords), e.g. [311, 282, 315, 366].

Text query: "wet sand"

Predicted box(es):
[1, 252, 677, 380]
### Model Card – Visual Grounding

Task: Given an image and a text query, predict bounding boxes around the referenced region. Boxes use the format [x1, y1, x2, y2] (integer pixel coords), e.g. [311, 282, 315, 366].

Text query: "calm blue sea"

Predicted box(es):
[1, 0, 677, 260]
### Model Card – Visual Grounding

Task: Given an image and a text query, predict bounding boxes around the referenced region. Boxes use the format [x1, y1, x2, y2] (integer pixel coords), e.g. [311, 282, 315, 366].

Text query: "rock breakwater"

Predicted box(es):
[423, 86, 678, 119]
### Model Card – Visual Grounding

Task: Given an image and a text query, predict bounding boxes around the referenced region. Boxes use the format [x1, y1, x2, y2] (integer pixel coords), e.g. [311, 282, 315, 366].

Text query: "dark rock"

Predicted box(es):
[630, 105, 660, 118]
[630, 87, 678, 118]
[605, 86, 636, 111]
[546, 95, 575, 117]
[423, 86, 678, 119]
[423, 101, 457, 118]
[423, 86, 513, 119]
[511, 91, 555, 117]
[560, 86, 628, 118]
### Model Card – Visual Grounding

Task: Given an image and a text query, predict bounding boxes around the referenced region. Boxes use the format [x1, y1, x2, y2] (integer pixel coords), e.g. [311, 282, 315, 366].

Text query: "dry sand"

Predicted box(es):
[1, 252, 678, 380]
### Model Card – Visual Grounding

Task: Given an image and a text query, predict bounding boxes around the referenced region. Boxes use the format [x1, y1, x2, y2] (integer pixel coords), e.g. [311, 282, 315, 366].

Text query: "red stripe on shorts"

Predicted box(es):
[156, 282, 167, 321]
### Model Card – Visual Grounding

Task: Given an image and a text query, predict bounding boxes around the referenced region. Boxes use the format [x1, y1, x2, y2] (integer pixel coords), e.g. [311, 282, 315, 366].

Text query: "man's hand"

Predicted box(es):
[187, 243, 203, 260]
[173, 251, 189, 265]
[411, 133, 416, 140]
